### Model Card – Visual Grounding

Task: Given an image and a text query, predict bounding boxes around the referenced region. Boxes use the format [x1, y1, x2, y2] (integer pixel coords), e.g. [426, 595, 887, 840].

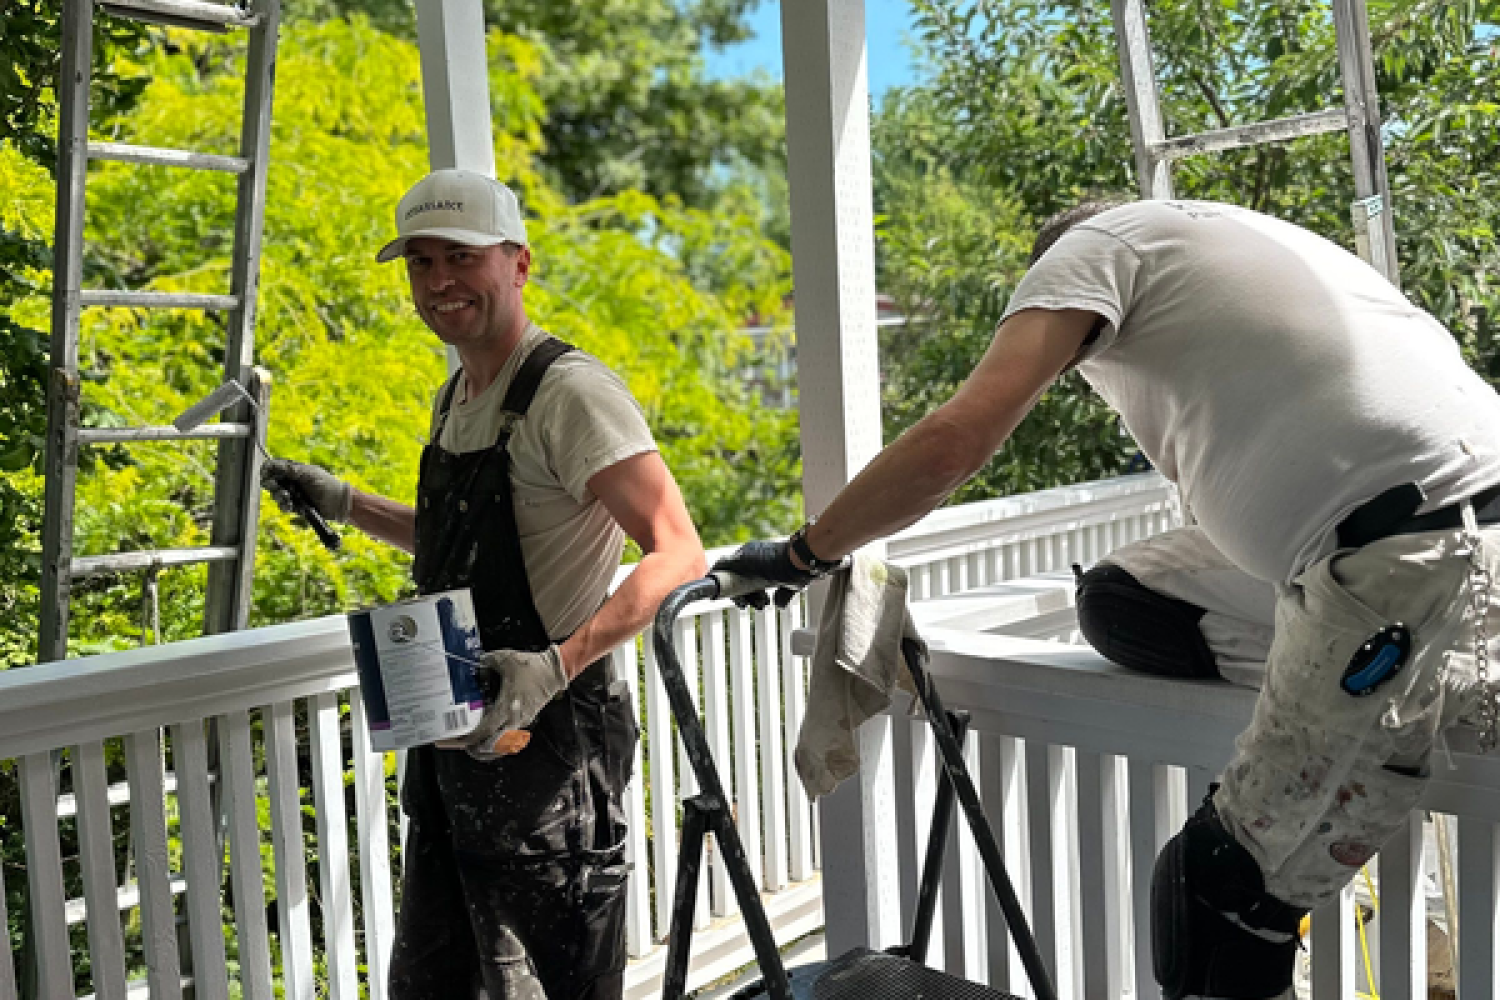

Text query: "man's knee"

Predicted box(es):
[1152, 794, 1306, 1000]
[1075, 563, 1220, 679]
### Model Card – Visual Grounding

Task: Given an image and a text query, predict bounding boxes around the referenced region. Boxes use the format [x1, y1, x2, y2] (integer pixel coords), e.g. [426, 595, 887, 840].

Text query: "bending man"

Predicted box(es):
[263, 169, 705, 999]
[713, 199, 1500, 999]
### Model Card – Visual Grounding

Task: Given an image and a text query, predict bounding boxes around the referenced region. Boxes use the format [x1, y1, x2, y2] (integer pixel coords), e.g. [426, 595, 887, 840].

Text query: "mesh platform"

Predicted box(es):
[731, 948, 1024, 1000]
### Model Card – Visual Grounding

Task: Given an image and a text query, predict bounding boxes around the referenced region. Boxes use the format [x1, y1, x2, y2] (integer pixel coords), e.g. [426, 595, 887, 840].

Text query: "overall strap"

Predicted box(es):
[502, 336, 575, 418]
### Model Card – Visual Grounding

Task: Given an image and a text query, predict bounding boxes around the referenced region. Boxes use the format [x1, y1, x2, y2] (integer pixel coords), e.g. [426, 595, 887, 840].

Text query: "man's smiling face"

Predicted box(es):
[403, 237, 530, 349]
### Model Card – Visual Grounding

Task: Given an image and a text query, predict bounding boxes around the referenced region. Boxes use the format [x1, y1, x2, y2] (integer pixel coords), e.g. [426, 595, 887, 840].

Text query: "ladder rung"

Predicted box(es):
[72, 547, 241, 578]
[65, 876, 190, 926]
[79, 423, 253, 445]
[97, 0, 260, 30]
[79, 290, 240, 311]
[89, 141, 250, 174]
[1150, 108, 1349, 162]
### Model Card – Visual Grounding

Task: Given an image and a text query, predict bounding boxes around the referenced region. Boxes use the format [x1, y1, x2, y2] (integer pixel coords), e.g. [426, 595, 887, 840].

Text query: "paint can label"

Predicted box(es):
[348, 589, 485, 751]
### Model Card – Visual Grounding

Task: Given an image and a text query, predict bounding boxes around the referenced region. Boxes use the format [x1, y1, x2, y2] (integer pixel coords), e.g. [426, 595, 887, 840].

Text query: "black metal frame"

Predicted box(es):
[652, 578, 1058, 1000]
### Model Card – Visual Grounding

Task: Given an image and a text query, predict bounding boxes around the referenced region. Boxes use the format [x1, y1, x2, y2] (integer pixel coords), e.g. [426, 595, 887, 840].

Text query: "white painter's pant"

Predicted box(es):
[1103, 524, 1498, 908]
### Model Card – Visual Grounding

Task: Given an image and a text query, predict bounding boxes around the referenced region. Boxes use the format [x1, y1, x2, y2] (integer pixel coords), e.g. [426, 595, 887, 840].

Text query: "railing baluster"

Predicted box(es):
[264, 700, 316, 1000]
[1076, 750, 1125, 997]
[673, 616, 712, 930]
[222, 711, 273, 999]
[1025, 740, 1060, 985]
[614, 641, 654, 954]
[978, 732, 1016, 993]
[892, 712, 921, 940]
[1457, 816, 1497, 996]
[953, 728, 987, 983]
[0, 827, 16, 998]
[309, 693, 358, 999]
[1309, 883, 1356, 998]
[909, 719, 943, 966]
[76, 740, 129, 1000]
[1128, 759, 1166, 1000]
[644, 627, 679, 937]
[19, 753, 72, 998]
[728, 609, 763, 892]
[1377, 812, 1426, 1000]
[701, 611, 736, 916]
[350, 694, 396, 999]
[780, 601, 814, 883]
[756, 605, 788, 892]
[171, 721, 230, 1000]
[125, 729, 182, 1000]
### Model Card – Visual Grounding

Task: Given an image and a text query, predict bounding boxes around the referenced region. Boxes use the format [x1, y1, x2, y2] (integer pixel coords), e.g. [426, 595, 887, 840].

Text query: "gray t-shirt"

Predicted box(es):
[1003, 200, 1500, 583]
[430, 322, 657, 638]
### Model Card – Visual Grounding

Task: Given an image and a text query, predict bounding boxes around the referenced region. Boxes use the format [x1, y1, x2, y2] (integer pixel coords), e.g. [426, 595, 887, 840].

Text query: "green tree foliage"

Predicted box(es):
[0, 17, 796, 661]
[280, 0, 786, 210]
[874, 0, 1499, 500]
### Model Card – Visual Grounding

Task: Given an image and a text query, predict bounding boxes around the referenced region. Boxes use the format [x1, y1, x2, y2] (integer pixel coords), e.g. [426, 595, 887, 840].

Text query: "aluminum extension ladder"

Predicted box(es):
[1110, 0, 1399, 285]
[40, 0, 282, 662]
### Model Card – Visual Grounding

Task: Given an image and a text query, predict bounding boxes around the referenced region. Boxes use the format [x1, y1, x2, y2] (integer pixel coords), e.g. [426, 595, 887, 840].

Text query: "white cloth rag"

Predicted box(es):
[795, 553, 926, 800]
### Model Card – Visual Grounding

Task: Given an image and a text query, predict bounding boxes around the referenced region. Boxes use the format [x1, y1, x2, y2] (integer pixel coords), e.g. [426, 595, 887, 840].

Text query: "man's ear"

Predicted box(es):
[514, 245, 532, 286]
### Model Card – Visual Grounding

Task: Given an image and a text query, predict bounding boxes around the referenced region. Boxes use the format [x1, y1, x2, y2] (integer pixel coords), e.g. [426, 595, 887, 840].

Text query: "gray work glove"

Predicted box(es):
[260, 458, 353, 522]
[464, 645, 570, 761]
[710, 539, 817, 610]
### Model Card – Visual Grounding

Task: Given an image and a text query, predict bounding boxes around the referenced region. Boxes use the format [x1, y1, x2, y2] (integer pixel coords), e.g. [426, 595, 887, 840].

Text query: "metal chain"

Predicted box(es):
[1462, 515, 1500, 752]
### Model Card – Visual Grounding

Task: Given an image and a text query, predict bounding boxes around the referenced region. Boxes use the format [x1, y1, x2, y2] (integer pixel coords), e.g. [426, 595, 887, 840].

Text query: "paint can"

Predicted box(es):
[348, 588, 486, 751]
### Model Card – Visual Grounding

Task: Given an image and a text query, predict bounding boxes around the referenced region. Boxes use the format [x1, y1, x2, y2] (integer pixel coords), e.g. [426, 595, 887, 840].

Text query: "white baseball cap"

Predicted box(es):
[376, 169, 529, 263]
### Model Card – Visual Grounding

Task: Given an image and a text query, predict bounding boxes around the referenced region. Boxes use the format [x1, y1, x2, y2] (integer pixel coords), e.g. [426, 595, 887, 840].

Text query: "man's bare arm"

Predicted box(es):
[557, 452, 707, 679]
[802, 308, 1099, 562]
[349, 490, 417, 554]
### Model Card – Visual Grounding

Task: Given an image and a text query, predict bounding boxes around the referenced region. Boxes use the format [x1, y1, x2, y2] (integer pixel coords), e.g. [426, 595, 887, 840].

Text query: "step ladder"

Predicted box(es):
[1110, 0, 1399, 285]
[653, 577, 1058, 1000]
[40, 0, 283, 662]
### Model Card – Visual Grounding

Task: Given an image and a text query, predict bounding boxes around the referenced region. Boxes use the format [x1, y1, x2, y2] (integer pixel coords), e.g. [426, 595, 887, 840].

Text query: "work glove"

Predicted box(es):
[260, 458, 353, 522]
[710, 539, 818, 611]
[464, 645, 570, 761]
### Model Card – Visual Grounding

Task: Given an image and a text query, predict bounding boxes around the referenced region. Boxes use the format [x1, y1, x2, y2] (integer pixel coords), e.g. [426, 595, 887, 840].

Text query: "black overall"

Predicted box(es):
[388, 337, 637, 1000]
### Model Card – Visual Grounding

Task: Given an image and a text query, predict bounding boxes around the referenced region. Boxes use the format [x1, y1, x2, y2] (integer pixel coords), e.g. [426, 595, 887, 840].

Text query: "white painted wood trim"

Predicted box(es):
[309, 693, 359, 999]
[170, 721, 230, 1000]
[264, 701, 316, 1000]
[615, 641, 653, 956]
[76, 741, 129, 1000]
[644, 632, 678, 940]
[123, 730, 182, 1000]
[222, 711, 273, 999]
[351, 694, 397, 1000]
[19, 753, 72, 998]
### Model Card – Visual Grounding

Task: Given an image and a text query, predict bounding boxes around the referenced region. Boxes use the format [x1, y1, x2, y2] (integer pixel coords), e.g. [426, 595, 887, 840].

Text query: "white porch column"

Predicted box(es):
[781, 0, 902, 955]
[413, 0, 495, 174]
[413, 0, 493, 372]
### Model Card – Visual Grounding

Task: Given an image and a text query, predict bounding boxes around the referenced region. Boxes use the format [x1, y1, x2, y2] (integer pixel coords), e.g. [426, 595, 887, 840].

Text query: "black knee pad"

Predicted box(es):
[1075, 563, 1220, 680]
[1152, 797, 1306, 999]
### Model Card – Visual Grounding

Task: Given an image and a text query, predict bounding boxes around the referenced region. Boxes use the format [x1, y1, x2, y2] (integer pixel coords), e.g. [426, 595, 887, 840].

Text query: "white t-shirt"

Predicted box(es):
[429, 322, 657, 638]
[1003, 199, 1500, 583]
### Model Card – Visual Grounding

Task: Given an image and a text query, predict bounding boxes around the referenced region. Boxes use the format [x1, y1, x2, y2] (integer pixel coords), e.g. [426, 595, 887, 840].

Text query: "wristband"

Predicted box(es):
[789, 521, 841, 576]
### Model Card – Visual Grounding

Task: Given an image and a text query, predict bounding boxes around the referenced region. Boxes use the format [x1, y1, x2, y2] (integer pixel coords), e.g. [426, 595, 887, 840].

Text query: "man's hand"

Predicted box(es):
[463, 645, 569, 761]
[710, 539, 818, 610]
[260, 458, 353, 522]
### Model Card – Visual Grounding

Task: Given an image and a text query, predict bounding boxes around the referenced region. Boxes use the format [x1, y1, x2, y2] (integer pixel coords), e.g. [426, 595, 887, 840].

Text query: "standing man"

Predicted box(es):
[714, 198, 1500, 999]
[262, 168, 706, 999]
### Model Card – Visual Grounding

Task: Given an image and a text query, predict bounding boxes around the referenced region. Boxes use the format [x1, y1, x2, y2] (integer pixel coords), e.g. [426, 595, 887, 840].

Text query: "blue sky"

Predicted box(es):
[704, 0, 922, 100]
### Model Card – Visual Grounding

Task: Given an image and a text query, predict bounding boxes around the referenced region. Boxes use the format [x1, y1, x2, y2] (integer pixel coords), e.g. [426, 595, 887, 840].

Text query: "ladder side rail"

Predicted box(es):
[39, 0, 96, 663]
[1110, 0, 1174, 199]
[204, 371, 269, 634]
[1332, 0, 1399, 285]
[205, 0, 281, 635]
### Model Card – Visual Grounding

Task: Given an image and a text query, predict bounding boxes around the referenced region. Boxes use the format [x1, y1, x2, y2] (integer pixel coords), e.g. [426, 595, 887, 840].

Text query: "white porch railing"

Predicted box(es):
[6, 470, 1346, 1000]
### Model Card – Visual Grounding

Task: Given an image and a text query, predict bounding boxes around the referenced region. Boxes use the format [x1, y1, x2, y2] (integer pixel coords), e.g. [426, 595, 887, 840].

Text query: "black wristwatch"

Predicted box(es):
[789, 521, 841, 576]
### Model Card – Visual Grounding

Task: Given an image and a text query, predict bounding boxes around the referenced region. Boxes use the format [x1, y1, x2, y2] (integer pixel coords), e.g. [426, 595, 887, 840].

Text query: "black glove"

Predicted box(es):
[710, 539, 818, 610]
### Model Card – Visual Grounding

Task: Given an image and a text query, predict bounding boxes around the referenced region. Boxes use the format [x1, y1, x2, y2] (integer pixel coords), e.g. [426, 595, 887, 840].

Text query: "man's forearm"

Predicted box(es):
[558, 546, 707, 679]
[349, 490, 417, 553]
